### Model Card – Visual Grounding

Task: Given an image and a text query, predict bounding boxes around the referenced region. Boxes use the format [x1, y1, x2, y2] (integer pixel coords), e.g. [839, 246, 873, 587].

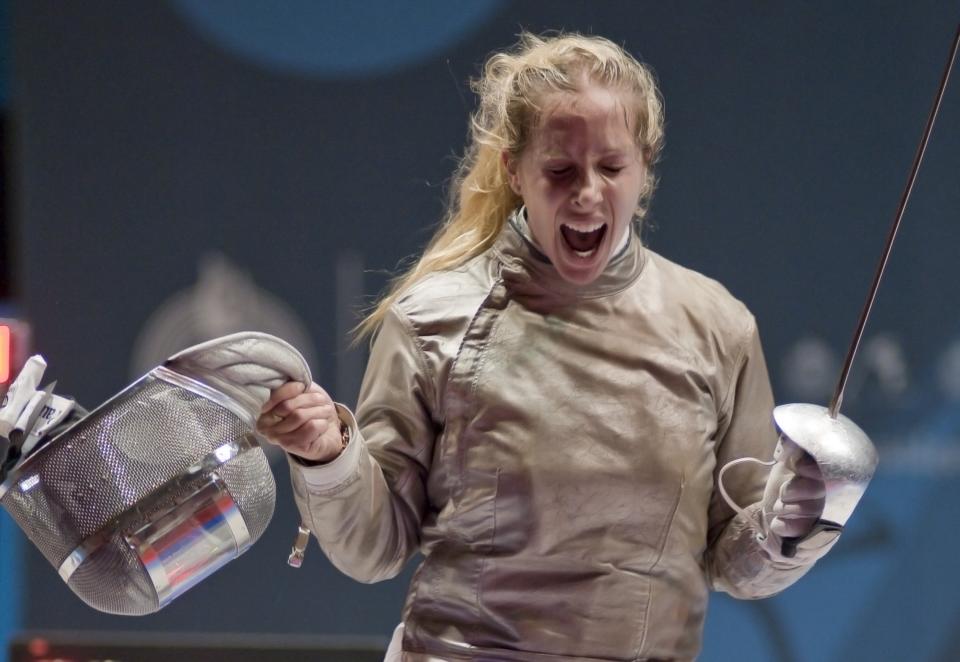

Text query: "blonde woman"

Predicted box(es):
[258, 32, 836, 661]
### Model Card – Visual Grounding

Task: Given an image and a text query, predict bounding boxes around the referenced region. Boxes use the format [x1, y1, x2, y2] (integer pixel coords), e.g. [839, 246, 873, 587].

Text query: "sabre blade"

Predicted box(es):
[829, 23, 960, 418]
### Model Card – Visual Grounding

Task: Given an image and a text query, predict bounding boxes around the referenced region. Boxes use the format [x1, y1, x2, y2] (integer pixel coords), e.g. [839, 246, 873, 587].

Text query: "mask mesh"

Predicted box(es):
[0, 374, 275, 614]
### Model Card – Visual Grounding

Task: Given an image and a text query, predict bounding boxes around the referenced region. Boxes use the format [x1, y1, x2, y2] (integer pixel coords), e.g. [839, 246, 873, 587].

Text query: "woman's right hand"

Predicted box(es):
[256, 381, 345, 463]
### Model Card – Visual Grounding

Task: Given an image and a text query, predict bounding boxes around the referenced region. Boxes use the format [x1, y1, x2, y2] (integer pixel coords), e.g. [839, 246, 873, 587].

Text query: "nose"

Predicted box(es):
[573, 169, 602, 209]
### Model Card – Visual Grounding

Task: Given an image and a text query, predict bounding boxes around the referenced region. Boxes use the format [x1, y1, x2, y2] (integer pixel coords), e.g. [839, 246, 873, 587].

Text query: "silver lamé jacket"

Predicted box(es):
[289, 215, 835, 661]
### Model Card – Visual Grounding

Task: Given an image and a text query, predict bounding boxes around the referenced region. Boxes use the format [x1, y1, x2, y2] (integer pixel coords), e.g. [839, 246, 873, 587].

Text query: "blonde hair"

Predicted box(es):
[356, 31, 664, 339]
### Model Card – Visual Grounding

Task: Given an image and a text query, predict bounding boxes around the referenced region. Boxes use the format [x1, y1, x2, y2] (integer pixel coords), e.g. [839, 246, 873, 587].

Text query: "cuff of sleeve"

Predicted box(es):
[288, 403, 361, 492]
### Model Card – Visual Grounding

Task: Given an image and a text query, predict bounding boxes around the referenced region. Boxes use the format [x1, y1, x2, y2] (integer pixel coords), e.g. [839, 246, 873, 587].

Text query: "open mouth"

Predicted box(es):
[560, 222, 607, 257]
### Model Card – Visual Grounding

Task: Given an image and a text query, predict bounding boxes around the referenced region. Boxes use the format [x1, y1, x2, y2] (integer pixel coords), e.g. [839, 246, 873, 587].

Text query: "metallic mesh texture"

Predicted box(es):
[67, 531, 158, 616]
[218, 448, 276, 543]
[0, 373, 276, 614]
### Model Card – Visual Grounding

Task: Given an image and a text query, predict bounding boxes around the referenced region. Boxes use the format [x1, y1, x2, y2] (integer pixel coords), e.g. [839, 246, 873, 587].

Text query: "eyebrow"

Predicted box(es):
[538, 148, 633, 160]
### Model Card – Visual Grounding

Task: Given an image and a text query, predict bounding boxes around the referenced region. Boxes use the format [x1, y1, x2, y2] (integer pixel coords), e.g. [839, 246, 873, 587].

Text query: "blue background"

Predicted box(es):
[3, 1, 960, 660]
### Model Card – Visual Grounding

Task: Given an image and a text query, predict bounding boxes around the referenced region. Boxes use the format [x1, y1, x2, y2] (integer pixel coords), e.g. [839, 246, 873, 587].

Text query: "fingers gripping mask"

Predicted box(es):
[0, 332, 311, 615]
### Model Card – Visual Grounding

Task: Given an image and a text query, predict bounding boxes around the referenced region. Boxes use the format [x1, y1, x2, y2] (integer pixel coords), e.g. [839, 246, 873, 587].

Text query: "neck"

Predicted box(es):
[496, 212, 647, 305]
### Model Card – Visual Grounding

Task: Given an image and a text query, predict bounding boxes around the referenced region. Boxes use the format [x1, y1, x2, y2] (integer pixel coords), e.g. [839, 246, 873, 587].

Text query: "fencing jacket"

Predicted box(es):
[289, 215, 833, 661]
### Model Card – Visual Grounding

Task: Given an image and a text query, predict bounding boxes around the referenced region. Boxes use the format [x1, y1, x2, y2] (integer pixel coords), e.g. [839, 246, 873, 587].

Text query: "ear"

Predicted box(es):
[501, 151, 522, 196]
[641, 145, 653, 166]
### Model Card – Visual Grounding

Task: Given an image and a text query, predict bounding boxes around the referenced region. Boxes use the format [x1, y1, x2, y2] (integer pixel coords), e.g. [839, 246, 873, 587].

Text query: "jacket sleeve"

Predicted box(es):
[703, 318, 839, 599]
[287, 304, 438, 583]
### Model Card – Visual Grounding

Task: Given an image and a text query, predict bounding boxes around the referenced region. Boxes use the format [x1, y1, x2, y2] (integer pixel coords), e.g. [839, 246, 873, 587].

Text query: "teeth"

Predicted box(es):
[562, 222, 606, 233]
[574, 248, 598, 258]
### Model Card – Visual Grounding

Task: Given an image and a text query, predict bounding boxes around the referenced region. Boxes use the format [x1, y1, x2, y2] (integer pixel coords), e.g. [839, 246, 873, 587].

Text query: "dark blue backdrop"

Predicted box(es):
[3, 2, 960, 660]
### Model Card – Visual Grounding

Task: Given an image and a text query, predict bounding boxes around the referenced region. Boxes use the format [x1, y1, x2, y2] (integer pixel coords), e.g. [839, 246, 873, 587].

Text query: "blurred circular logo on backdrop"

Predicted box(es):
[168, 0, 506, 78]
[130, 252, 318, 378]
[130, 253, 319, 467]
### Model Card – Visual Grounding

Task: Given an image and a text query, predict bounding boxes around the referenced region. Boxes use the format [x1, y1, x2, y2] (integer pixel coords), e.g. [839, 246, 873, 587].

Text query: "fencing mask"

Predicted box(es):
[0, 332, 310, 616]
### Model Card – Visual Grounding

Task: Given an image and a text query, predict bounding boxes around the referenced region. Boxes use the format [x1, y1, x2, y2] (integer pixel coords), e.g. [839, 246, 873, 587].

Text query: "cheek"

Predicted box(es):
[535, 179, 571, 205]
[522, 182, 558, 216]
[616, 173, 646, 212]
[527, 213, 555, 243]
[524, 204, 562, 251]
[619, 189, 639, 213]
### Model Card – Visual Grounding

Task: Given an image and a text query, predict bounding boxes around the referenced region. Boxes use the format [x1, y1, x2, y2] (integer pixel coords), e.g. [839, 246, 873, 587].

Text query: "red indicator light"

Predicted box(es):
[0, 318, 31, 383]
[0, 324, 9, 383]
[27, 637, 50, 657]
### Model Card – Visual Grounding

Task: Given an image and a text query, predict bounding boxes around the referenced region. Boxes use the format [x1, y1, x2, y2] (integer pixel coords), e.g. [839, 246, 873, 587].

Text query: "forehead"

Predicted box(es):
[533, 84, 636, 152]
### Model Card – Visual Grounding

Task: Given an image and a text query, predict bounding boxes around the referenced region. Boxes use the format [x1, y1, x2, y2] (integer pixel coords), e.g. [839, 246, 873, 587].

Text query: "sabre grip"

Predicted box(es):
[761, 436, 827, 555]
[781, 536, 800, 559]
[780, 519, 844, 558]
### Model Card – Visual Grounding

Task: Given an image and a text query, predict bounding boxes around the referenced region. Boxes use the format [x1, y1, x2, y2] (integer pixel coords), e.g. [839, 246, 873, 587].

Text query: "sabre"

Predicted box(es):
[721, 23, 960, 558]
[772, 22, 960, 556]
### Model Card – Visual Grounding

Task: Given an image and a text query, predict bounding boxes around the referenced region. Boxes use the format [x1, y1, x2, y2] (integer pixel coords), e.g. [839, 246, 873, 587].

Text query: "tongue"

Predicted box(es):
[561, 225, 606, 252]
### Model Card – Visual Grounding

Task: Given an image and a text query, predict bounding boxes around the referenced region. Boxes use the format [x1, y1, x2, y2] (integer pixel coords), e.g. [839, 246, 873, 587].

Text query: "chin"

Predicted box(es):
[555, 259, 609, 286]
[550, 236, 612, 287]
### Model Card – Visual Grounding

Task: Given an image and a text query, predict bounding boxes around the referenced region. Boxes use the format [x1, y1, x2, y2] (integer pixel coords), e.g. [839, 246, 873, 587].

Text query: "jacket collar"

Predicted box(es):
[493, 208, 646, 304]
